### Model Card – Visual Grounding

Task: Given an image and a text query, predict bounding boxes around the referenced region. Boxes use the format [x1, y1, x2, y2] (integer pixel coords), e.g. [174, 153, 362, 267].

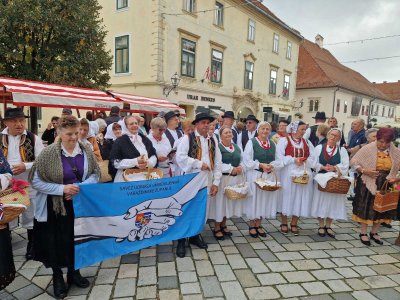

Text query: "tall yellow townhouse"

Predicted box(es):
[99, 0, 303, 120]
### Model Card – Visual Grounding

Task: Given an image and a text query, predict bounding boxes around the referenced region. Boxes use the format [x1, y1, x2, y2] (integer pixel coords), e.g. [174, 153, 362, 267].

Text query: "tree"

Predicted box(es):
[0, 0, 112, 132]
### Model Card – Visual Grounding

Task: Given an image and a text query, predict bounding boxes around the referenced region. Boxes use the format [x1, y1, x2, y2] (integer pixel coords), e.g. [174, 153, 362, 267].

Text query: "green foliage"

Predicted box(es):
[0, 0, 112, 89]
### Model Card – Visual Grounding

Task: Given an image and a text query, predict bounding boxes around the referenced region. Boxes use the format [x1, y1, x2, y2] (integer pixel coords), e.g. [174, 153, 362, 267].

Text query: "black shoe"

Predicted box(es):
[318, 227, 326, 237]
[53, 273, 68, 299]
[325, 227, 335, 239]
[213, 229, 225, 241]
[67, 270, 90, 288]
[381, 222, 392, 229]
[25, 229, 34, 260]
[249, 227, 258, 238]
[176, 239, 186, 258]
[221, 226, 232, 237]
[189, 234, 208, 249]
[257, 227, 267, 238]
[369, 232, 384, 245]
[359, 233, 371, 246]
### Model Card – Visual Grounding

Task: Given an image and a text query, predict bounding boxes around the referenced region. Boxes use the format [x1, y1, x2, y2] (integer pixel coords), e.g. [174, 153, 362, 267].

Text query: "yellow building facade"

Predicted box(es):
[99, 0, 302, 121]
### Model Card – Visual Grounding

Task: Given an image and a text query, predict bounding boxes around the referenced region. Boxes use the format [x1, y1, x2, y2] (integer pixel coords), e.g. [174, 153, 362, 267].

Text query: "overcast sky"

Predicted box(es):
[265, 0, 400, 83]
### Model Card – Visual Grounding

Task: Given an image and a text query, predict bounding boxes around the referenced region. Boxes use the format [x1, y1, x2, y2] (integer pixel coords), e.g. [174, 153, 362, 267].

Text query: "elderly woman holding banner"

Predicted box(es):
[276, 121, 315, 235]
[30, 116, 99, 299]
[243, 121, 281, 238]
[350, 128, 400, 246]
[311, 129, 350, 238]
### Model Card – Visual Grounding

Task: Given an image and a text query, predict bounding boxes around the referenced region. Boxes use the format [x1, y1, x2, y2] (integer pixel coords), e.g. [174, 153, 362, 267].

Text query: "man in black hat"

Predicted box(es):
[105, 106, 121, 125]
[164, 111, 183, 148]
[216, 111, 239, 144]
[0, 108, 44, 260]
[237, 114, 259, 150]
[305, 111, 327, 146]
[175, 112, 222, 258]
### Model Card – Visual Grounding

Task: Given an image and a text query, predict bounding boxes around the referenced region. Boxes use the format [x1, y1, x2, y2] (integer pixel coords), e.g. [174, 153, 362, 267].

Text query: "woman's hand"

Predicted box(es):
[294, 158, 305, 166]
[260, 163, 273, 173]
[158, 155, 168, 162]
[137, 156, 147, 165]
[231, 166, 242, 175]
[64, 184, 80, 201]
[387, 177, 400, 184]
[362, 169, 379, 178]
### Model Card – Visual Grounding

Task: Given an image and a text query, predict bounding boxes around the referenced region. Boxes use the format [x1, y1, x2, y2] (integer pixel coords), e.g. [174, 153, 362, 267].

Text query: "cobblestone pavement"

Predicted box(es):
[2, 202, 400, 300]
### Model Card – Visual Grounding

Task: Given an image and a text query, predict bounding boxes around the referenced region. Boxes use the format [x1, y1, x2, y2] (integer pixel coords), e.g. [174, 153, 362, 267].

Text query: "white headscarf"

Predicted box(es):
[88, 121, 99, 138]
[104, 122, 119, 141]
[118, 118, 129, 135]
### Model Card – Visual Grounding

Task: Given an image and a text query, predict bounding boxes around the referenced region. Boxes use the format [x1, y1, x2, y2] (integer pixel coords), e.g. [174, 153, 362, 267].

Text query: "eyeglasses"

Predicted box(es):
[158, 128, 166, 132]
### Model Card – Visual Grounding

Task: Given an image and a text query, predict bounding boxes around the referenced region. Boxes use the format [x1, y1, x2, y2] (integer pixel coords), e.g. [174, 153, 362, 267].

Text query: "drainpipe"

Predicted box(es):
[367, 97, 376, 125]
[332, 87, 340, 117]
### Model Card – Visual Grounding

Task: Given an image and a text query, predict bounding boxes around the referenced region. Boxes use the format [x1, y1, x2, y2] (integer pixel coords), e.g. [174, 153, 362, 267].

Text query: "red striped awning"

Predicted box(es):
[0, 77, 123, 110]
[109, 91, 185, 115]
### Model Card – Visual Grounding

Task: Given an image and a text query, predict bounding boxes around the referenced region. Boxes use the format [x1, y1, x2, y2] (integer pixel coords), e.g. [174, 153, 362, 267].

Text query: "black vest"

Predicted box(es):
[232, 128, 238, 144]
[309, 125, 319, 147]
[241, 130, 258, 150]
[165, 129, 183, 148]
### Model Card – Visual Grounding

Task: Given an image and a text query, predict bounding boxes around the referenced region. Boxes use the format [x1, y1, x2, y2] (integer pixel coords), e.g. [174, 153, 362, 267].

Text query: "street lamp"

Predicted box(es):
[163, 72, 181, 97]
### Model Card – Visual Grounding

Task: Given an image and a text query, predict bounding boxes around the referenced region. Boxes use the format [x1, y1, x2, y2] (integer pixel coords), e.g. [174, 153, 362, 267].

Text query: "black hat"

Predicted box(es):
[312, 112, 327, 120]
[192, 112, 215, 125]
[222, 111, 236, 120]
[62, 108, 72, 115]
[3, 108, 29, 120]
[164, 111, 180, 123]
[245, 114, 259, 123]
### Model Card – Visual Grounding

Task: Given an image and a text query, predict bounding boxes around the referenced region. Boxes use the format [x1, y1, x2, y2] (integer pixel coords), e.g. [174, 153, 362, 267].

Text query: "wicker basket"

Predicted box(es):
[123, 168, 163, 182]
[292, 163, 309, 184]
[255, 170, 281, 191]
[374, 181, 399, 213]
[0, 206, 26, 228]
[98, 160, 112, 183]
[318, 168, 351, 194]
[0, 181, 30, 227]
[224, 174, 248, 200]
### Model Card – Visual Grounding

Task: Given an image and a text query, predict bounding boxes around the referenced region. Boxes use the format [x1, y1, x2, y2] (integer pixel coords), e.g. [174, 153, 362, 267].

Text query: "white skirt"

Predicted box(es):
[311, 184, 347, 220]
[208, 175, 247, 222]
[279, 165, 313, 218]
[245, 170, 281, 220]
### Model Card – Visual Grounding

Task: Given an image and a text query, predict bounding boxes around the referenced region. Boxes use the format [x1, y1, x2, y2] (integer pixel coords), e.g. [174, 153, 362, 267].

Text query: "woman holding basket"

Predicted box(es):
[109, 115, 157, 182]
[209, 126, 246, 240]
[350, 128, 400, 246]
[311, 129, 350, 238]
[276, 121, 315, 235]
[243, 121, 281, 238]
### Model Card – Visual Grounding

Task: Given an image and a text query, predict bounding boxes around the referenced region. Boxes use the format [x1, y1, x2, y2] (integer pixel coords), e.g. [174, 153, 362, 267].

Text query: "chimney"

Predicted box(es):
[315, 34, 324, 48]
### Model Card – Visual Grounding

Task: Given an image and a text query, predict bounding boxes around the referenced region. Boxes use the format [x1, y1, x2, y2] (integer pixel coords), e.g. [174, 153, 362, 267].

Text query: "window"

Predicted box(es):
[283, 74, 290, 97]
[371, 104, 374, 115]
[286, 41, 292, 59]
[244, 61, 254, 90]
[308, 99, 319, 112]
[211, 49, 223, 83]
[181, 39, 196, 77]
[365, 105, 369, 116]
[382, 106, 385, 117]
[37, 107, 42, 120]
[361, 105, 365, 115]
[344, 101, 348, 113]
[115, 35, 129, 74]
[269, 69, 277, 94]
[273, 33, 279, 53]
[351, 96, 362, 116]
[376, 105, 379, 115]
[248, 19, 256, 42]
[184, 0, 196, 12]
[336, 99, 340, 112]
[117, 0, 128, 10]
[214, 2, 224, 27]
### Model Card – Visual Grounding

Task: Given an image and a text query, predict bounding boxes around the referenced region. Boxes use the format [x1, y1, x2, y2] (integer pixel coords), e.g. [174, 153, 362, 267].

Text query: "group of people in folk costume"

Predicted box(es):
[2, 106, 400, 299]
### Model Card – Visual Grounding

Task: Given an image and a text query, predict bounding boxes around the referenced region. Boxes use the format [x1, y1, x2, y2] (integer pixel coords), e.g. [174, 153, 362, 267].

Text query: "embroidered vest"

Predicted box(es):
[252, 138, 275, 171]
[284, 137, 310, 158]
[318, 145, 341, 173]
[0, 132, 36, 162]
[188, 132, 216, 170]
[165, 129, 183, 148]
[241, 130, 258, 150]
[219, 143, 241, 167]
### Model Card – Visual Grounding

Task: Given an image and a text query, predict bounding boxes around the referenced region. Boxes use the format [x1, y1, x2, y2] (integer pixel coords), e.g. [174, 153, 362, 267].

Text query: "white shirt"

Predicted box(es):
[1, 128, 44, 177]
[176, 130, 222, 186]
[167, 128, 179, 142]
[147, 131, 172, 168]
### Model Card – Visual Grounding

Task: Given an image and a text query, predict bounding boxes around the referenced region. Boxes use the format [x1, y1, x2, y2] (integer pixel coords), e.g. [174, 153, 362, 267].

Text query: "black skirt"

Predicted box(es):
[33, 196, 75, 269]
[0, 227, 15, 291]
[352, 171, 398, 222]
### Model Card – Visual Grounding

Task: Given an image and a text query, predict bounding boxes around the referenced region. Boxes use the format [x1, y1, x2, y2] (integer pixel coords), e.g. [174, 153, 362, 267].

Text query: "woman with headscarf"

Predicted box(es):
[311, 128, 349, 238]
[276, 121, 316, 235]
[350, 128, 400, 246]
[30, 116, 100, 298]
[100, 122, 122, 160]
[0, 149, 14, 291]
[243, 121, 281, 238]
[109, 115, 157, 182]
[209, 126, 246, 240]
[79, 119, 103, 161]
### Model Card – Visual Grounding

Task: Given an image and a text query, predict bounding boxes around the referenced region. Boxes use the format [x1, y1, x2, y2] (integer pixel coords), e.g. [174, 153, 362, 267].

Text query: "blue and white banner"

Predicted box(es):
[73, 172, 208, 269]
